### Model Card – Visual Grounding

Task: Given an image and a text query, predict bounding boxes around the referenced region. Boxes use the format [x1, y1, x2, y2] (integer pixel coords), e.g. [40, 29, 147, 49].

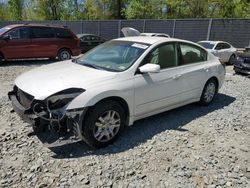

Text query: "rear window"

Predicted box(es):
[54, 28, 73, 38]
[31, 27, 54, 38]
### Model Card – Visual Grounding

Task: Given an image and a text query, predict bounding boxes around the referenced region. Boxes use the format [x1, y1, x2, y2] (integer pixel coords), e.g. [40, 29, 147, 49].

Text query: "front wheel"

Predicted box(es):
[199, 79, 217, 106]
[82, 101, 125, 148]
[228, 54, 236, 65]
[58, 49, 71, 61]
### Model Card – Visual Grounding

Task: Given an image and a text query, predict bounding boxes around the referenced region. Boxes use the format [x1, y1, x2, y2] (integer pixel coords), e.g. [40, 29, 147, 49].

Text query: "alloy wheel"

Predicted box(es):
[203, 82, 216, 103]
[93, 110, 121, 142]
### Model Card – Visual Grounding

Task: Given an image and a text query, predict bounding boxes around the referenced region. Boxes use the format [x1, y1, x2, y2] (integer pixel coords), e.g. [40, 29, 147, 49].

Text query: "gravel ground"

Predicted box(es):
[0, 60, 250, 188]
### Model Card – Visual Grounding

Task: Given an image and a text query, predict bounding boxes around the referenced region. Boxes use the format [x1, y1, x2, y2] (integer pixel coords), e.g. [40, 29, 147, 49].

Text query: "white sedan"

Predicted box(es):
[197, 41, 237, 64]
[8, 37, 225, 148]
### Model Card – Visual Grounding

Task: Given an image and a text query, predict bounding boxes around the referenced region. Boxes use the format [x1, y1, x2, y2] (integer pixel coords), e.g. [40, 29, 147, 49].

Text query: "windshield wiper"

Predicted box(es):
[81, 62, 105, 70]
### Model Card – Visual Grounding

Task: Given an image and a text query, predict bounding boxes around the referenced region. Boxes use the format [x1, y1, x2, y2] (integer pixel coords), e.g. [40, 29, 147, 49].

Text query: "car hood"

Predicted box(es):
[15, 60, 117, 100]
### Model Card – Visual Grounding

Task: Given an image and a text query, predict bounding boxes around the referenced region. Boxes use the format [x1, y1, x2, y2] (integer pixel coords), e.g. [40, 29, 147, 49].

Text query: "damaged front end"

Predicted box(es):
[8, 86, 86, 137]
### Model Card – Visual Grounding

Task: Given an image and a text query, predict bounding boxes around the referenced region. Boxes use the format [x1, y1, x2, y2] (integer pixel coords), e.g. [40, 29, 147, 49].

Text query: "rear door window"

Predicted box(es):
[54, 28, 73, 38]
[179, 43, 207, 65]
[31, 27, 54, 38]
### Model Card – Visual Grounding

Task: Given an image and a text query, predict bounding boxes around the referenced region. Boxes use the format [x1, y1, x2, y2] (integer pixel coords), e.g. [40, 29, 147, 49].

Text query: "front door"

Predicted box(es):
[2, 27, 33, 59]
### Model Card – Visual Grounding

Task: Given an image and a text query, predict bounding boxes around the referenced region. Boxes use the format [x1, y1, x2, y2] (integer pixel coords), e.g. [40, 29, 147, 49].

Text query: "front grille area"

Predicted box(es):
[17, 88, 34, 109]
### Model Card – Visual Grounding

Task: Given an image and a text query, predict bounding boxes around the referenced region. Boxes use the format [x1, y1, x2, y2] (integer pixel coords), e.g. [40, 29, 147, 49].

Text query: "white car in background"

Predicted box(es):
[9, 36, 225, 148]
[121, 27, 170, 38]
[197, 41, 237, 64]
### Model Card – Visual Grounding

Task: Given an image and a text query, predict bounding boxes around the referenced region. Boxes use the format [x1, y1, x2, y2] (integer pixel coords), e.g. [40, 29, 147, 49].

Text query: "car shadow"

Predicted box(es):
[36, 93, 236, 159]
[0, 59, 58, 66]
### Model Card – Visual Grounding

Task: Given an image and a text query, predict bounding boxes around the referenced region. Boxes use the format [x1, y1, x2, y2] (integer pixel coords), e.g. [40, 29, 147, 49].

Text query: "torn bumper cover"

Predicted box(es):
[8, 86, 87, 138]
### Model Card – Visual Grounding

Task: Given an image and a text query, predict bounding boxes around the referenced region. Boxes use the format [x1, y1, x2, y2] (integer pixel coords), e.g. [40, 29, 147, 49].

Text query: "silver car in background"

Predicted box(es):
[198, 41, 237, 64]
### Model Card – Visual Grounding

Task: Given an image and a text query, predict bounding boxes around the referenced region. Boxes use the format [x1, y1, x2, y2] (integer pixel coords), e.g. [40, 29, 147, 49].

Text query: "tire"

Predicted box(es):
[199, 79, 217, 106]
[58, 49, 71, 61]
[82, 101, 125, 148]
[228, 54, 236, 65]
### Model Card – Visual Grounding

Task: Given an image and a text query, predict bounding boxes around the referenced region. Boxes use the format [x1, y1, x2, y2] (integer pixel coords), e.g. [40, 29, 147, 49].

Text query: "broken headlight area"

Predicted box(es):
[31, 88, 85, 133]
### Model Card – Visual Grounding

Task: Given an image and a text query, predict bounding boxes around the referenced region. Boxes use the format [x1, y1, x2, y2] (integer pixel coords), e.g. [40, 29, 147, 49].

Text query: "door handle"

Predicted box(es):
[173, 74, 182, 80]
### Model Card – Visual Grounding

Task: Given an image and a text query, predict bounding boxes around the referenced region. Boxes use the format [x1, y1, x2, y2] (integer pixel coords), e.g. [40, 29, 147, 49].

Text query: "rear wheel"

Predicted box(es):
[199, 79, 217, 106]
[82, 101, 125, 148]
[228, 54, 236, 65]
[58, 49, 71, 61]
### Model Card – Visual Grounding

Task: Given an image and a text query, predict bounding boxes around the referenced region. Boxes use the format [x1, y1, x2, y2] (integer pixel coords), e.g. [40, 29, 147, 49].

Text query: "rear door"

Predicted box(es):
[177, 42, 209, 101]
[31, 27, 58, 58]
[1, 27, 33, 59]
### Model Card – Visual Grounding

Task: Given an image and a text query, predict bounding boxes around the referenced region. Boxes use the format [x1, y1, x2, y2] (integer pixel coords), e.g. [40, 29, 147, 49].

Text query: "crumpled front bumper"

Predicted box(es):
[8, 88, 87, 138]
[8, 90, 39, 125]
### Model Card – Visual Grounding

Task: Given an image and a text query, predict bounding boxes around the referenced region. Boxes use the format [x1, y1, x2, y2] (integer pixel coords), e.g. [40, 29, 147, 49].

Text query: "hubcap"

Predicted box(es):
[93, 110, 121, 142]
[204, 82, 216, 103]
[61, 51, 70, 60]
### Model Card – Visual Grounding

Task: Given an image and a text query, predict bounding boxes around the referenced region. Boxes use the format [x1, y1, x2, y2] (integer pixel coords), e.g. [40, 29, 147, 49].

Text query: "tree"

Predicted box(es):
[84, 0, 99, 20]
[37, 0, 63, 20]
[123, 0, 156, 19]
[0, 2, 10, 20]
[8, 0, 23, 20]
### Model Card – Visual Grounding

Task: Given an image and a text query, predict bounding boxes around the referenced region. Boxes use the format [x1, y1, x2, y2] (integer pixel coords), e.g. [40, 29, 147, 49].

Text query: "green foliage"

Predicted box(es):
[0, 0, 249, 21]
[8, 0, 23, 21]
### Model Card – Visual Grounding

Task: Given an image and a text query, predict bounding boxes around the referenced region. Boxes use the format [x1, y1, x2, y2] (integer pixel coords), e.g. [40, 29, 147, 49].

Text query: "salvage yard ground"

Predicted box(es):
[0, 60, 249, 187]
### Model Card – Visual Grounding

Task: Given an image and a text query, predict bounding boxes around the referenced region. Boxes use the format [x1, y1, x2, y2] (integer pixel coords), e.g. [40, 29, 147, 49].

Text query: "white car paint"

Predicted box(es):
[121, 27, 170, 38]
[14, 37, 225, 126]
[197, 40, 237, 63]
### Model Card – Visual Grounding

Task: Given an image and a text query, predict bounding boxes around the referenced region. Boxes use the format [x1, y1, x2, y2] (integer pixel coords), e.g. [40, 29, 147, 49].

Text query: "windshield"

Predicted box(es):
[0, 26, 11, 34]
[76, 40, 148, 72]
[198, 42, 215, 49]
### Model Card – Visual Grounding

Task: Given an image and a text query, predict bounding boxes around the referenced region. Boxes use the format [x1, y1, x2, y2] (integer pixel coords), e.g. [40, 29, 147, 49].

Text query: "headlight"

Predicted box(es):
[46, 88, 85, 110]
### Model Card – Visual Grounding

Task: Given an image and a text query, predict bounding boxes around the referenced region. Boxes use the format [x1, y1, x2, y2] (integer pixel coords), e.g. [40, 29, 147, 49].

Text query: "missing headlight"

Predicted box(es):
[46, 88, 85, 110]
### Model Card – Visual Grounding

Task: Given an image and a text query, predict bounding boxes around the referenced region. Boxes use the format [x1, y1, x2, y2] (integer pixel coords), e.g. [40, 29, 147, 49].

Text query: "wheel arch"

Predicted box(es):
[85, 96, 130, 126]
[206, 76, 219, 93]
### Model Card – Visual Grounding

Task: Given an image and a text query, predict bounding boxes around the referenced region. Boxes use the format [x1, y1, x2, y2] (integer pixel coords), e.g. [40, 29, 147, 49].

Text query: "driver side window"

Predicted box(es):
[145, 43, 177, 69]
[7, 27, 30, 40]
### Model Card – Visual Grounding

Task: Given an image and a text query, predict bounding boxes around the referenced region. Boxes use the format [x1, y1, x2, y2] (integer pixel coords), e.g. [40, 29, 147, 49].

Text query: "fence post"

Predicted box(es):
[143, 19, 146, 32]
[81, 20, 83, 33]
[206, 19, 213, 40]
[98, 20, 101, 36]
[118, 20, 121, 38]
[172, 19, 176, 37]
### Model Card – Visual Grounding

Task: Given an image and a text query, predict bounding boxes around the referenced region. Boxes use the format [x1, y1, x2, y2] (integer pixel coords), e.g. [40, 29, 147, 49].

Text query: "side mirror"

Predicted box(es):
[139, 64, 160, 73]
[3, 35, 10, 41]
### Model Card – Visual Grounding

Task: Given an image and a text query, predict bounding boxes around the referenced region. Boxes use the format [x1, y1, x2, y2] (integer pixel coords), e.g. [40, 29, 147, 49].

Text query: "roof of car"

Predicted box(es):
[77, 34, 100, 37]
[4, 24, 66, 29]
[114, 36, 184, 45]
[198, 40, 229, 44]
